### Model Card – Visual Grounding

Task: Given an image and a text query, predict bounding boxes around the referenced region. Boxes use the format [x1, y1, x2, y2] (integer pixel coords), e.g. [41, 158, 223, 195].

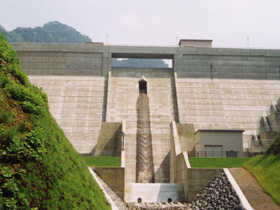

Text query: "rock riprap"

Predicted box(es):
[191, 171, 246, 210]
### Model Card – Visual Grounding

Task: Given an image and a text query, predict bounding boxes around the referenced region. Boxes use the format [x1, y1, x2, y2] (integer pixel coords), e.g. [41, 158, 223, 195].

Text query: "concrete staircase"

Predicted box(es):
[250, 98, 280, 153]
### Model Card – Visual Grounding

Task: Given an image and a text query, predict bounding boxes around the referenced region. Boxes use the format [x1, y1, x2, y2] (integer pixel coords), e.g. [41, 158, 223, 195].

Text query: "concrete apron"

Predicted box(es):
[126, 183, 184, 203]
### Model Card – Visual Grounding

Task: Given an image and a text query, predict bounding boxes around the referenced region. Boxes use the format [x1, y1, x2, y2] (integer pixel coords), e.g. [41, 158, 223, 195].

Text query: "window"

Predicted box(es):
[139, 80, 147, 94]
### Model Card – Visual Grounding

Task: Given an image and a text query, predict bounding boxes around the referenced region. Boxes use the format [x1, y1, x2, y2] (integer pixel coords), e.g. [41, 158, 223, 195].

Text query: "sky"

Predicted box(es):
[1, 0, 280, 49]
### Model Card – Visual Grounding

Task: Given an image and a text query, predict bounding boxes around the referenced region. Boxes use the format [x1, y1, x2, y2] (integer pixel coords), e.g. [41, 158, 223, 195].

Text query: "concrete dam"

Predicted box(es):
[11, 42, 280, 203]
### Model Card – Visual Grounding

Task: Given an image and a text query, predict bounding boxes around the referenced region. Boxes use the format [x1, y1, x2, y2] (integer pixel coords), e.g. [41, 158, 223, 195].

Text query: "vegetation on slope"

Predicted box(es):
[244, 155, 280, 205]
[0, 34, 110, 209]
[266, 133, 280, 155]
[0, 21, 91, 43]
[189, 157, 249, 168]
[244, 133, 280, 205]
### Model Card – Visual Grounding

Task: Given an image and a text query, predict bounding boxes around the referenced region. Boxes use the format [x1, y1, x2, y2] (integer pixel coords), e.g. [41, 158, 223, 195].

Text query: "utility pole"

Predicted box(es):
[247, 37, 249, 48]
[33, 31, 36, 44]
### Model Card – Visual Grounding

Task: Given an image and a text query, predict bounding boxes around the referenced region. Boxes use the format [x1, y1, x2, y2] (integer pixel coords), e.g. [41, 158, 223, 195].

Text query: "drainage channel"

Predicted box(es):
[126, 202, 192, 210]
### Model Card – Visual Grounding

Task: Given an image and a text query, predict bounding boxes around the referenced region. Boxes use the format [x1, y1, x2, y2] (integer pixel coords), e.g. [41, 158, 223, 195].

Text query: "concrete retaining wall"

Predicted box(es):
[94, 167, 125, 201]
[95, 122, 122, 157]
[170, 121, 222, 202]
[185, 168, 222, 202]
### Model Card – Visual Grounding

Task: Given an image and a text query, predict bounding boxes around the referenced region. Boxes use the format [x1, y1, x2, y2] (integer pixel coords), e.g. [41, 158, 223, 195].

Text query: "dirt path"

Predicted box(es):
[229, 167, 280, 210]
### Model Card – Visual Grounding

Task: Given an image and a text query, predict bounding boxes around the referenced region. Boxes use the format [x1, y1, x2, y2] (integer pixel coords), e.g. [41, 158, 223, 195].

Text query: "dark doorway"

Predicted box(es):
[139, 80, 147, 94]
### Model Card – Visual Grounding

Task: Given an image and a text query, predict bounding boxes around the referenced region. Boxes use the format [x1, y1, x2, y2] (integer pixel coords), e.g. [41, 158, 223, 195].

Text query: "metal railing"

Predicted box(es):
[187, 151, 263, 158]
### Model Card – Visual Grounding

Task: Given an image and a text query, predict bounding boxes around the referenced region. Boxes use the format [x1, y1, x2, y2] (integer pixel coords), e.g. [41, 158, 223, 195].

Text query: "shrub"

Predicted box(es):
[5, 83, 46, 114]
[0, 109, 12, 124]
[0, 72, 10, 88]
[6, 127, 18, 141]
[21, 101, 42, 114]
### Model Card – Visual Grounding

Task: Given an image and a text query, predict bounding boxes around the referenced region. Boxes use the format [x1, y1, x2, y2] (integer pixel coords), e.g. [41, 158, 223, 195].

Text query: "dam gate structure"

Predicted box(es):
[11, 42, 280, 202]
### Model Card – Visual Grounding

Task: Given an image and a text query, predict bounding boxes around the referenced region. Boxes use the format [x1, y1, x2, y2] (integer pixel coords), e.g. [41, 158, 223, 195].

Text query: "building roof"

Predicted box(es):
[179, 39, 213, 46]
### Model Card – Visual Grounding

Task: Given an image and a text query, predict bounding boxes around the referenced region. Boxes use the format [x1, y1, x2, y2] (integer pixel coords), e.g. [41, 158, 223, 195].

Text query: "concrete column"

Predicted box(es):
[102, 46, 111, 76]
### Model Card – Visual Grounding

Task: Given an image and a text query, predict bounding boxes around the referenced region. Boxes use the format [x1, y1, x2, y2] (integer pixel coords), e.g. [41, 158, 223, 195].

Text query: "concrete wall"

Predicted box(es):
[170, 121, 182, 183]
[126, 183, 184, 203]
[176, 123, 196, 152]
[17, 51, 103, 76]
[28, 75, 107, 154]
[170, 121, 223, 202]
[11, 43, 280, 154]
[94, 167, 125, 201]
[94, 122, 122, 156]
[185, 168, 222, 202]
[176, 78, 280, 149]
[12, 43, 111, 76]
[12, 43, 280, 80]
[176, 48, 280, 79]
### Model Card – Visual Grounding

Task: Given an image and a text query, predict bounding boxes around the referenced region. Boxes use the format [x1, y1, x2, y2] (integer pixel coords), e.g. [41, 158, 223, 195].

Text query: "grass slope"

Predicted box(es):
[189, 157, 250, 168]
[0, 34, 110, 210]
[266, 133, 280, 155]
[244, 133, 280, 206]
[244, 155, 280, 205]
[83, 156, 121, 167]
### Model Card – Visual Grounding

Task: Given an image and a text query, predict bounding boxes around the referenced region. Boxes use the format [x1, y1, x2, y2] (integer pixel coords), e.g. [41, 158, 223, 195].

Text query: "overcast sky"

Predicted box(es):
[1, 0, 280, 48]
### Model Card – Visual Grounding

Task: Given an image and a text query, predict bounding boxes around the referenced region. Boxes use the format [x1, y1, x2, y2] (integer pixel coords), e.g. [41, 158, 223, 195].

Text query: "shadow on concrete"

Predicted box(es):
[102, 76, 108, 122]
[94, 123, 122, 157]
[153, 152, 170, 183]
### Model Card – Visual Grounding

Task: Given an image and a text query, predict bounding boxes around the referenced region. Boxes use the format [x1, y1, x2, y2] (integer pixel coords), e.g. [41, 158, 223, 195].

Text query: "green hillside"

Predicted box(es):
[266, 133, 280, 155]
[244, 134, 280, 205]
[0, 34, 110, 209]
[0, 21, 91, 43]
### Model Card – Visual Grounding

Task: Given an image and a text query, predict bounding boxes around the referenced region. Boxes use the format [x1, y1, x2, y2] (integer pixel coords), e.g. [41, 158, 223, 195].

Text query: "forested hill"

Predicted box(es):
[0, 21, 92, 43]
